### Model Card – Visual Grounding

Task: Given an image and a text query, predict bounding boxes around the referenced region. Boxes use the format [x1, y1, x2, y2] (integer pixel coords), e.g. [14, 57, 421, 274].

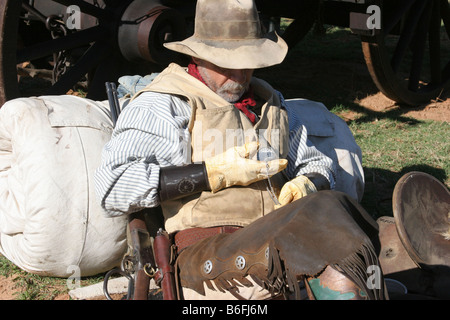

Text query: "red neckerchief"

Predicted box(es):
[187, 62, 257, 124]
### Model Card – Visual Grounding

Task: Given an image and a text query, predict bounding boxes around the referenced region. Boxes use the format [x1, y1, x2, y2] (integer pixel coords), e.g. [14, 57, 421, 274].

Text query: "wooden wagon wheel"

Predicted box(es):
[256, 0, 320, 50]
[362, 0, 450, 106]
[0, 0, 188, 106]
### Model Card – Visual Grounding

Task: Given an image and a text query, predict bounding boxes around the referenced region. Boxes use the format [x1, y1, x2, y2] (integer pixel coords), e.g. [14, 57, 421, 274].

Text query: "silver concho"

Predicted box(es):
[235, 256, 246, 270]
[203, 260, 213, 274]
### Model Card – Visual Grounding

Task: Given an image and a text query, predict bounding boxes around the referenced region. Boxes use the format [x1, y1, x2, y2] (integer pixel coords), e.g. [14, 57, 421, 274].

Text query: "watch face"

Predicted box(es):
[177, 178, 195, 194]
[257, 146, 277, 162]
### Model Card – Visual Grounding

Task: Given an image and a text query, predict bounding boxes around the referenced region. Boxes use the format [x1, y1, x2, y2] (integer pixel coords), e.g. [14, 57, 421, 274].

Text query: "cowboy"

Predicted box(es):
[95, 0, 387, 300]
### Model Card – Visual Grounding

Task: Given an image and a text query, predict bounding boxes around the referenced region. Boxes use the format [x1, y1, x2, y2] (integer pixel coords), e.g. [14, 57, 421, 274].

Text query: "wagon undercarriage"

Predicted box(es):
[0, 0, 449, 105]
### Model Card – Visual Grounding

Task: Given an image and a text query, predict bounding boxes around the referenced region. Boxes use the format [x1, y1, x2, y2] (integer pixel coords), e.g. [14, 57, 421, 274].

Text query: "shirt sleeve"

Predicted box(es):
[278, 92, 337, 188]
[94, 91, 191, 216]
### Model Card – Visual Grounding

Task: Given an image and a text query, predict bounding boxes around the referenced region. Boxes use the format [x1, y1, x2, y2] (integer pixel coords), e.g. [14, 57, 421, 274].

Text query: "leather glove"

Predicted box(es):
[204, 141, 288, 193]
[275, 175, 317, 208]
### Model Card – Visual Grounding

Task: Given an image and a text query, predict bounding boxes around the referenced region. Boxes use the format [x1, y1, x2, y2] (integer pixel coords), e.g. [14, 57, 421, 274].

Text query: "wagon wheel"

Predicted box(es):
[256, 0, 320, 50]
[361, 0, 450, 106]
[0, 0, 188, 106]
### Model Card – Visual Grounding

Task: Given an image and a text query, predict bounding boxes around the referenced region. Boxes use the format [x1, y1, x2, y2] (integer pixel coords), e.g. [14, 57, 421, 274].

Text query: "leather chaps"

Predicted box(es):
[175, 190, 388, 300]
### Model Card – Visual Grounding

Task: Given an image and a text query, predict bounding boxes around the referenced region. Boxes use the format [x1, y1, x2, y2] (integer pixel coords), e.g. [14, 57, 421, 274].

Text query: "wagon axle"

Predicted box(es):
[0, 0, 192, 103]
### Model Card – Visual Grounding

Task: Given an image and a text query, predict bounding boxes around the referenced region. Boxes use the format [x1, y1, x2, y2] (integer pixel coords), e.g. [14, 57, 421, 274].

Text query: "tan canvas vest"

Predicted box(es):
[133, 63, 289, 233]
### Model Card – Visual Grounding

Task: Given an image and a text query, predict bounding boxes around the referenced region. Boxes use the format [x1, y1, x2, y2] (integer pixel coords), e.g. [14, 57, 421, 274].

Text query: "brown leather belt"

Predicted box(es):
[174, 226, 241, 253]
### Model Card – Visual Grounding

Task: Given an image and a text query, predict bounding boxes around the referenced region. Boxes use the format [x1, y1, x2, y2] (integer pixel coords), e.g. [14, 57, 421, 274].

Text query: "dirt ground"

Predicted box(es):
[0, 275, 20, 300]
[357, 91, 450, 122]
[0, 273, 70, 300]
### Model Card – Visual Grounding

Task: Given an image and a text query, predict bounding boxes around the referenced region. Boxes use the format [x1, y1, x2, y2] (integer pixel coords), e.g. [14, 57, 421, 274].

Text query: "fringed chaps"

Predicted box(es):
[175, 190, 387, 300]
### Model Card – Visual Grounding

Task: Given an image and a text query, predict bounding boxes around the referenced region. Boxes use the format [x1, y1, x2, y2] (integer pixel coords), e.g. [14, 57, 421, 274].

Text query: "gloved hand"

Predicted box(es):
[275, 175, 317, 209]
[204, 141, 288, 193]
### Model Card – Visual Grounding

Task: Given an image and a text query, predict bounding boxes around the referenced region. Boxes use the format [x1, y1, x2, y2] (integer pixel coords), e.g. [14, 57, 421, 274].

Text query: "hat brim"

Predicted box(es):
[164, 31, 288, 69]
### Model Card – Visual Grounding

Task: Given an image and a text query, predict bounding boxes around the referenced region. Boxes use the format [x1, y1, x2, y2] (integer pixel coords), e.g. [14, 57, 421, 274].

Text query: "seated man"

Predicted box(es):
[95, 0, 387, 300]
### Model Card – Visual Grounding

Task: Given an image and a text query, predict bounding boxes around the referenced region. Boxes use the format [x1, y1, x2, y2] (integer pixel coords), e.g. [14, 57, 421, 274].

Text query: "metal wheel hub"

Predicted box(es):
[118, 0, 186, 64]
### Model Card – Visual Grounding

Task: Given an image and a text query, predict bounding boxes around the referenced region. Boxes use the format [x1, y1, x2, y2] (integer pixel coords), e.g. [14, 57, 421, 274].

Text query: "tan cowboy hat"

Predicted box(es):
[163, 0, 288, 69]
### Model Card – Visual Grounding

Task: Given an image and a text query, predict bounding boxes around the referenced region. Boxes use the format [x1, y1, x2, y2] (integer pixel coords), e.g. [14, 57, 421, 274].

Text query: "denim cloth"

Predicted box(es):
[117, 74, 159, 98]
[284, 99, 364, 202]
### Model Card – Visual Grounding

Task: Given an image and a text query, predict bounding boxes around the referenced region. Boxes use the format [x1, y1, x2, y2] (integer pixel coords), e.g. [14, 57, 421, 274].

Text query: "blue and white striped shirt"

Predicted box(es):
[94, 90, 336, 216]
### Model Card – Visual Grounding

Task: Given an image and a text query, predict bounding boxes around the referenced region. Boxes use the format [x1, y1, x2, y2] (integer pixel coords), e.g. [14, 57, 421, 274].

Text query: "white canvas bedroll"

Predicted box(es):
[0, 95, 127, 277]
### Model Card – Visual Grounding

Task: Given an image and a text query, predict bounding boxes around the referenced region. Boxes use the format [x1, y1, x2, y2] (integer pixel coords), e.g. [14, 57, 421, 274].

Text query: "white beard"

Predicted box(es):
[200, 67, 250, 103]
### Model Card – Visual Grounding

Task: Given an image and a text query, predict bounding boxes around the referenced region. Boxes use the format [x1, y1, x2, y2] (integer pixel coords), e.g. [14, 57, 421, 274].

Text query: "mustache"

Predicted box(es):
[216, 80, 250, 103]
[220, 80, 249, 93]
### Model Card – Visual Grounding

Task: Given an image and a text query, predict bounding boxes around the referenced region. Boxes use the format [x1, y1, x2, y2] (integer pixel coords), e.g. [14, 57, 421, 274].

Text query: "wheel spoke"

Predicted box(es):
[390, 0, 427, 73]
[383, 0, 417, 35]
[16, 25, 107, 63]
[47, 41, 112, 95]
[429, 0, 442, 85]
[408, 1, 433, 91]
[51, 0, 111, 20]
[21, 2, 47, 24]
[442, 61, 450, 80]
[441, 0, 450, 37]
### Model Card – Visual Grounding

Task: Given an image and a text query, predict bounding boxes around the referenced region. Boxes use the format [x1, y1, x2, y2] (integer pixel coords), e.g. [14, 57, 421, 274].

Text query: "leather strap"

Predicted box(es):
[154, 230, 177, 300]
[174, 226, 241, 253]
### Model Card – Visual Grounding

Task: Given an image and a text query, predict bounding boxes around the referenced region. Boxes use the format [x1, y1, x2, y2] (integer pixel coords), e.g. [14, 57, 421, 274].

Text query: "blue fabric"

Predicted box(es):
[117, 74, 159, 98]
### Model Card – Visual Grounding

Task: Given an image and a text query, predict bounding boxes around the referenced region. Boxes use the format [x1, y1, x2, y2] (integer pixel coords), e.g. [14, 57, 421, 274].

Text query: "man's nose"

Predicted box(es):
[227, 69, 247, 84]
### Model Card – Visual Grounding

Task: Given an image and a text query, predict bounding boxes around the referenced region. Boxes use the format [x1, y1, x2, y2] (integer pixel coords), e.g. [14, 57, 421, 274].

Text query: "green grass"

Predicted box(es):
[0, 256, 66, 299]
[332, 105, 449, 218]
[0, 254, 104, 300]
[351, 118, 448, 176]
